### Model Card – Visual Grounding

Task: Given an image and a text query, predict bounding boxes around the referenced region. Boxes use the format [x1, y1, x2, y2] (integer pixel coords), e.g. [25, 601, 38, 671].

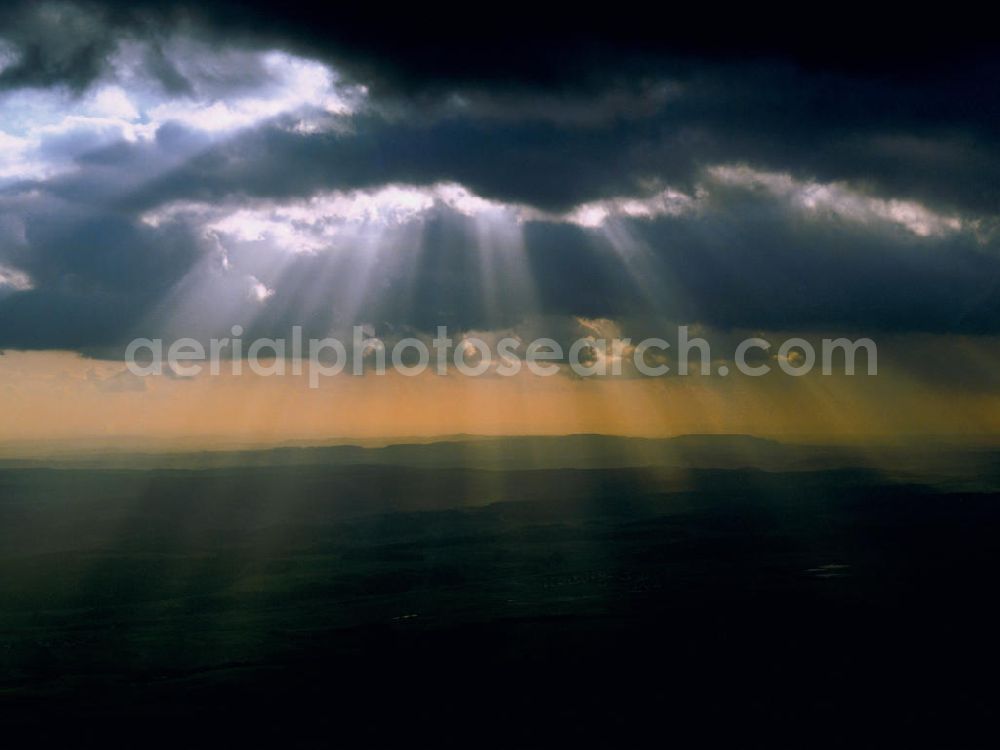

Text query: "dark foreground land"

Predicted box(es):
[1, 439, 999, 746]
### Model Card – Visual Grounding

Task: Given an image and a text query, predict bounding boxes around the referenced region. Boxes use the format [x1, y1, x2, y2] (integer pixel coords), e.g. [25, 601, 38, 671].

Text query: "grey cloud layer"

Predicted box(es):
[1, 1, 999, 354]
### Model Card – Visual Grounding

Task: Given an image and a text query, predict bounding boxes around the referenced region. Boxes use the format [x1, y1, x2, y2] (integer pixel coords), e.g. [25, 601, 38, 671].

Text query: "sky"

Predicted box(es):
[1, 2, 999, 449]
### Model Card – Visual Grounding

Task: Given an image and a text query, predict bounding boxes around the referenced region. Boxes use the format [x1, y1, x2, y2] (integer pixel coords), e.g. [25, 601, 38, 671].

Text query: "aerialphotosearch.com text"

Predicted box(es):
[125, 326, 878, 387]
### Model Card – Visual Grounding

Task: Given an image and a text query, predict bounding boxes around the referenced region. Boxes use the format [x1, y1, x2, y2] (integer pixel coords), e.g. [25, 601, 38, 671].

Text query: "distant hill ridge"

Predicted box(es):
[0, 433, 839, 471]
[2, 433, 1000, 491]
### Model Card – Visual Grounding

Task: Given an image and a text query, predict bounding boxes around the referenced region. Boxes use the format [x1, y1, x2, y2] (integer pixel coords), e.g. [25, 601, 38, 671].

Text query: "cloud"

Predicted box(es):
[0, 2, 119, 91]
[707, 165, 964, 238]
[3, 165, 1000, 355]
[0, 263, 32, 291]
[0, 0, 998, 356]
[0, 32, 364, 188]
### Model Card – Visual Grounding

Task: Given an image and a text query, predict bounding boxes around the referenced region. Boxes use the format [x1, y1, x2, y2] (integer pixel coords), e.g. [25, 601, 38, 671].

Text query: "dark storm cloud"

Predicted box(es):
[2, 0, 999, 354]
[120, 115, 685, 214]
[111, 60, 999, 219]
[3, 176, 999, 357]
[76, 194, 1000, 348]
[616, 189, 1000, 335]
[0, 2, 118, 91]
[8, 1, 991, 92]
[0, 187, 208, 350]
[4, 1, 999, 216]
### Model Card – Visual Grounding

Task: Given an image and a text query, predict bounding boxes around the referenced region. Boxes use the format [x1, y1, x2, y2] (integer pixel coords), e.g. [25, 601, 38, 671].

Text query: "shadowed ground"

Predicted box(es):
[1, 455, 998, 745]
